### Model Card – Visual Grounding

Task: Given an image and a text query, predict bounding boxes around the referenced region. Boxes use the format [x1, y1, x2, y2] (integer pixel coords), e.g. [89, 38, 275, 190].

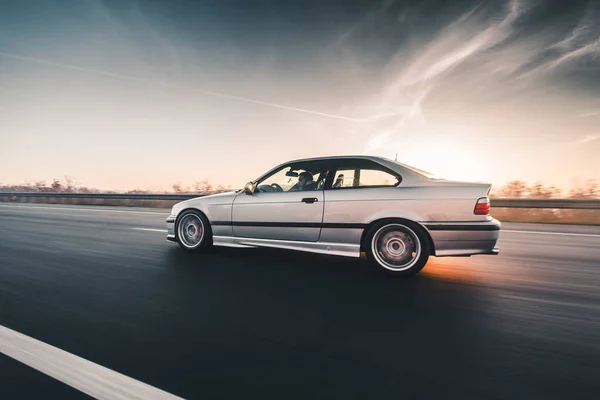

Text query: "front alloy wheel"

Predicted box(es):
[176, 210, 211, 252]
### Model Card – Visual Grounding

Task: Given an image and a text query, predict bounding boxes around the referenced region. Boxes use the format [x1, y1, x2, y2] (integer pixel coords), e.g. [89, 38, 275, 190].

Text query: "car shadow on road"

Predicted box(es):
[161, 244, 483, 286]
[153, 245, 505, 399]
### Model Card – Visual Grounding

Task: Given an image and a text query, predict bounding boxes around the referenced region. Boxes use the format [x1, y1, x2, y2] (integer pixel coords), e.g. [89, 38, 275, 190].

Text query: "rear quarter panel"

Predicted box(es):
[320, 184, 492, 244]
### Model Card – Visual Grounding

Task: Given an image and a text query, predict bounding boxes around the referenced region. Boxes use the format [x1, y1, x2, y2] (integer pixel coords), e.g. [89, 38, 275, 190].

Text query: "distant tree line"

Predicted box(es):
[171, 180, 231, 194]
[490, 179, 598, 198]
[0, 177, 597, 198]
[0, 176, 232, 194]
[0, 176, 99, 193]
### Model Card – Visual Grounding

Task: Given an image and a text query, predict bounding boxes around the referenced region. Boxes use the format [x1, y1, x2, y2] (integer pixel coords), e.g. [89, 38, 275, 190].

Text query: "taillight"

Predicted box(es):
[474, 197, 490, 215]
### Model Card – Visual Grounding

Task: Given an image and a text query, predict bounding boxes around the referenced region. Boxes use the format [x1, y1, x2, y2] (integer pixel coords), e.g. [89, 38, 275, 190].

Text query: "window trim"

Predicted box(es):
[255, 165, 289, 187]
[325, 159, 402, 190]
[253, 160, 332, 193]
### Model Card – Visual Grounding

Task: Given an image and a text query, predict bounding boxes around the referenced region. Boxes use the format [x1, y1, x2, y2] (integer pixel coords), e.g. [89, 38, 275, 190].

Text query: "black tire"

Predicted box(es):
[364, 220, 430, 276]
[175, 209, 213, 253]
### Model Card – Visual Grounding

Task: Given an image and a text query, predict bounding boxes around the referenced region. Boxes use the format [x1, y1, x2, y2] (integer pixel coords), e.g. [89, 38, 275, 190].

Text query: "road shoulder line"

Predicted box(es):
[0, 325, 184, 400]
[132, 228, 168, 233]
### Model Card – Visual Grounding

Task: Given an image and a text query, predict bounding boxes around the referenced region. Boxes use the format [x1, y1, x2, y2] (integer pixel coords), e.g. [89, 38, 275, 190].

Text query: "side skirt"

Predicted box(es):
[212, 236, 361, 258]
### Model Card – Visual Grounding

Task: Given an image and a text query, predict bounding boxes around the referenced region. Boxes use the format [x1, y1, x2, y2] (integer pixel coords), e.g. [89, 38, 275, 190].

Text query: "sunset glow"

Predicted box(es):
[1, 0, 598, 192]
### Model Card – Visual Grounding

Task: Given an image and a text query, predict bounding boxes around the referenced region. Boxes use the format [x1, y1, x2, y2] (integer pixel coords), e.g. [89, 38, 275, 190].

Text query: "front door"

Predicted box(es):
[232, 161, 329, 242]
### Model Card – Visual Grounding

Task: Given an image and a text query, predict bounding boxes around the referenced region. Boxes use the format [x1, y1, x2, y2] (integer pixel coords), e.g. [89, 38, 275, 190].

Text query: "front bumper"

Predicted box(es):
[166, 215, 176, 242]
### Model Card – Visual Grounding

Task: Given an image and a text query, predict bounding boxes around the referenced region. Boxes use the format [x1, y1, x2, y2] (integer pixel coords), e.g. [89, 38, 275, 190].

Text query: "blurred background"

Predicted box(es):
[1, 0, 598, 197]
[1, 2, 600, 400]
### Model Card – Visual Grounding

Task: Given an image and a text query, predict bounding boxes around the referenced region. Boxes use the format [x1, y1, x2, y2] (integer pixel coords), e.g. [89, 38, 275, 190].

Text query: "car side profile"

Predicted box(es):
[166, 155, 500, 276]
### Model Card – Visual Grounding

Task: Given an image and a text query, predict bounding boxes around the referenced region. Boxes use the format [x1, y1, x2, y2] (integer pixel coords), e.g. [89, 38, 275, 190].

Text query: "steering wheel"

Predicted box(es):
[270, 183, 283, 192]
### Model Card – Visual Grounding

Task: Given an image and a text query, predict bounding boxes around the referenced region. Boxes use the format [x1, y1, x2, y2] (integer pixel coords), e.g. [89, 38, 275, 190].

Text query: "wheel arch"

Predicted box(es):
[359, 217, 435, 256]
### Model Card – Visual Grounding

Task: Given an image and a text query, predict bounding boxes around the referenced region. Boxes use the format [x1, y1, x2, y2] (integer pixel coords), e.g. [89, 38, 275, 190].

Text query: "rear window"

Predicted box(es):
[330, 159, 401, 189]
[392, 161, 444, 180]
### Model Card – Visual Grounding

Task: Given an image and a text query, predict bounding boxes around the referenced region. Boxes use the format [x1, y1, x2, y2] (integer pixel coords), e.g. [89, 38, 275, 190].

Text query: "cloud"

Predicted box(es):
[0, 51, 360, 122]
[544, 37, 600, 72]
[550, 24, 590, 51]
[388, 0, 521, 90]
[548, 4, 594, 52]
[576, 135, 599, 145]
[580, 111, 599, 118]
[356, 0, 523, 154]
[335, 0, 399, 46]
[517, 4, 600, 79]
[346, 0, 600, 156]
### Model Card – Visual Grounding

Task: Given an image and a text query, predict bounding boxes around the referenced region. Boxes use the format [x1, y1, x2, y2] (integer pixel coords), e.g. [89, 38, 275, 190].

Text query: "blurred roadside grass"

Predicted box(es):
[489, 179, 599, 224]
[491, 208, 600, 225]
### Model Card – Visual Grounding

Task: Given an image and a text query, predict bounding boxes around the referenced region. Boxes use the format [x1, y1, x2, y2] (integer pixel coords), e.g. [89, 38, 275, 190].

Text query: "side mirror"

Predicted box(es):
[244, 182, 256, 194]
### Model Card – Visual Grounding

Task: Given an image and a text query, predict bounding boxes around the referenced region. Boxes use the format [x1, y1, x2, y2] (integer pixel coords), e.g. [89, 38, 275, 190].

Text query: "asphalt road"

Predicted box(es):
[0, 203, 599, 399]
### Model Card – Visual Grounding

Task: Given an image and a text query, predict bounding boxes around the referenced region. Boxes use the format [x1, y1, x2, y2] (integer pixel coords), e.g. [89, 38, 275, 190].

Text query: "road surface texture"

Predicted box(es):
[1, 204, 599, 399]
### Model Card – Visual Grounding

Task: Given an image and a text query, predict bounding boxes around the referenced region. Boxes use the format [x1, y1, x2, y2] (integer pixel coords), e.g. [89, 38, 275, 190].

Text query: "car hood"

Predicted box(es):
[171, 190, 239, 214]
[200, 190, 239, 200]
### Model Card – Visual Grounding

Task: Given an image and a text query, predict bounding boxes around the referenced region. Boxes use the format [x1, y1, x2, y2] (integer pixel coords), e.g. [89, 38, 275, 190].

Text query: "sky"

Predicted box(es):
[1, 0, 599, 192]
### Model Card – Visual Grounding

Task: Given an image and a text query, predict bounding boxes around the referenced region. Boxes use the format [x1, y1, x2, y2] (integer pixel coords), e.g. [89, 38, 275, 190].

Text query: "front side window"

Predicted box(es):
[256, 162, 329, 193]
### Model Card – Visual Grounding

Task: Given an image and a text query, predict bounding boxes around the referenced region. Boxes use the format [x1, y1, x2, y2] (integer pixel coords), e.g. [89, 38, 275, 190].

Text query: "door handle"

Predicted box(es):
[301, 197, 318, 204]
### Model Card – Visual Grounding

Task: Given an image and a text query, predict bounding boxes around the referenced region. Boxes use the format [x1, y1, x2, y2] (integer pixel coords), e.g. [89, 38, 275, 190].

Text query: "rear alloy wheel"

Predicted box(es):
[176, 210, 212, 252]
[365, 222, 430, 276]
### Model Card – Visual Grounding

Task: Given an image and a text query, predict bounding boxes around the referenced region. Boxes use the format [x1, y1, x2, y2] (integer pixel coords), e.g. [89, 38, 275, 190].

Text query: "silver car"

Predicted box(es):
[166, 155, 500, 276]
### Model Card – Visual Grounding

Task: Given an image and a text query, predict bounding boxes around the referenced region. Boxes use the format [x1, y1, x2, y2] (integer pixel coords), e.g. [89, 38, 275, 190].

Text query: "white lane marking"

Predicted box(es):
[0, 204, 167, 215]
[132, 228, 168, 233]
[0, 325, 184, 400]
[503, 230, 600, 238]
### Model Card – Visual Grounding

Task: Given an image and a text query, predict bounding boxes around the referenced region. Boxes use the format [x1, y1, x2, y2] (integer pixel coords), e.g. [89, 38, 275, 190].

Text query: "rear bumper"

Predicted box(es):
[423, 218, 501, 257]
[166, 215, 176, 242]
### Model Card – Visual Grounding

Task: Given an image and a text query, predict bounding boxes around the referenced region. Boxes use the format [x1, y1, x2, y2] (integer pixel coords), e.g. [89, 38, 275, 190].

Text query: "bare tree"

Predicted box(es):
[496, 180, 529, 197]
[51, 179, 62, 192]
[569, 179, 598, 198]
[34, 180, 48, 192]
[62, 176, 76, 192]
[215, 184, 229, 193]
[172, 183, 187, 193]
[127, 188, 149, 194]
[528, 182, 562, 198]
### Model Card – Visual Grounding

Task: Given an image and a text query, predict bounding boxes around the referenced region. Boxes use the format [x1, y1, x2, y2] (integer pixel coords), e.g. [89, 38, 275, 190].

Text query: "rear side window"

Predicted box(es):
[330, 160, 400, 189]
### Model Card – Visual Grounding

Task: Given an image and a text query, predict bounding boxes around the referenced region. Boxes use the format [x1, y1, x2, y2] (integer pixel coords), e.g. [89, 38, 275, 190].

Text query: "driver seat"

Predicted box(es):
[316, 169, 330, 190]
[305, 180, 318, 191]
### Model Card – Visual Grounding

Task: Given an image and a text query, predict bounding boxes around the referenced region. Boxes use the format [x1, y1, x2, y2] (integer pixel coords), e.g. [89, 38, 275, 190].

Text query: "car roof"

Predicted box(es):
[284, 155, 417, 172]
[284, 155, 394, 165]
[257, 154, 433, 186]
